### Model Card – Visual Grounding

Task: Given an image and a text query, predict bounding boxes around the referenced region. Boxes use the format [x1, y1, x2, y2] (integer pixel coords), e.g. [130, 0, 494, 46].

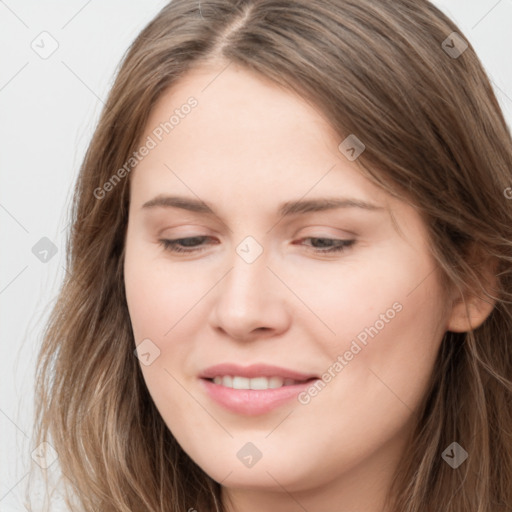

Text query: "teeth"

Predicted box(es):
[232, 376, 250, 389]
[211, 376, 302, 390]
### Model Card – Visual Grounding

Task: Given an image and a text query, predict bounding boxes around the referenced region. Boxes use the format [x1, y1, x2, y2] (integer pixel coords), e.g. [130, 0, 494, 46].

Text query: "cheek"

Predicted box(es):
[295, 244, 446, 405]
[124, 245, 216, 406]
[124, 246, 207, 342]
[363, 277, 447, 406]
[124, 251, 203, 427]
[283, 244, 429, 346]
[303, 270, 445, 423]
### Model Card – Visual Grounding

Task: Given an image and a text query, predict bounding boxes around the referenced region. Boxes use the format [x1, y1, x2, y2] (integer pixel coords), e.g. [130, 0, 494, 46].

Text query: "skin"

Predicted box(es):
[123, 62, 494, 512]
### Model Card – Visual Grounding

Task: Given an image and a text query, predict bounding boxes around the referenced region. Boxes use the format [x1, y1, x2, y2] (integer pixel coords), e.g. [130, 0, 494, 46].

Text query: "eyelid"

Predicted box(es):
[157, 224, 219, 237]
[158, 234, 356, 256]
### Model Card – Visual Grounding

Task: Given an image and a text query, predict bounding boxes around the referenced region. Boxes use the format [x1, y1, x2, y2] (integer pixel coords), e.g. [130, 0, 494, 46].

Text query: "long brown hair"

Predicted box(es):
[27, 1, 512, 510]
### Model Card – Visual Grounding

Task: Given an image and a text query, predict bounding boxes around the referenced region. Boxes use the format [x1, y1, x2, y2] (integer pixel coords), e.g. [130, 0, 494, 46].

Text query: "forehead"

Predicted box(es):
[130, 63, 392, 207]
[145, 63, 339, 159]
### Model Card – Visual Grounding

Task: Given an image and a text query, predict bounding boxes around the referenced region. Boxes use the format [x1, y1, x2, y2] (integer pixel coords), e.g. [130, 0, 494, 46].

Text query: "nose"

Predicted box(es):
[208, 245, 291, 341]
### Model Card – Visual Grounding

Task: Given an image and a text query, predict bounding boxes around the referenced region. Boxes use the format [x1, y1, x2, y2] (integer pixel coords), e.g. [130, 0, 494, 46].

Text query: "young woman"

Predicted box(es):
[29, 1, 512, 511]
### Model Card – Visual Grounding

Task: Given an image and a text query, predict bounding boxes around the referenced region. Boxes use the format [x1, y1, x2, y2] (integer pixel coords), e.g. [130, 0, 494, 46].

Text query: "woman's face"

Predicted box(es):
[124, 63, 455, 508]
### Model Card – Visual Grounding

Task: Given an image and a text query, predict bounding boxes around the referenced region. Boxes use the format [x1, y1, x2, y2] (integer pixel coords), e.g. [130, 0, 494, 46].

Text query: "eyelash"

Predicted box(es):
[158, 236, 356, 255]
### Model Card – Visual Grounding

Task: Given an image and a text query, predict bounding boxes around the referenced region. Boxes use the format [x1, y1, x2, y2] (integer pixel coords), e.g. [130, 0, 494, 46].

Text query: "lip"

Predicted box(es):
[199, 363, 318, 381]
[199, 363, 319, 416]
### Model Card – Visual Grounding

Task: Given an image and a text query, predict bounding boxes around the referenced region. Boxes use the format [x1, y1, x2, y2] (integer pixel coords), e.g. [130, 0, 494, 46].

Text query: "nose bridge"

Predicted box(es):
[209, 236, 289, 338]
[222, 240, 271, 309]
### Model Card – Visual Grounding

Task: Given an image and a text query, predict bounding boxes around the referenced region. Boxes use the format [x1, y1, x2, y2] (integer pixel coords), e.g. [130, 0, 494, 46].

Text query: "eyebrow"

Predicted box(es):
[141, 195, 384, 217]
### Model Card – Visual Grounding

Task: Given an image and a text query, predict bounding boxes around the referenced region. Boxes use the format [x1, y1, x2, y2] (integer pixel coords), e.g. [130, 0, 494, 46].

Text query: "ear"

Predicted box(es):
[446, 252, 498, 333]
[447, 293, 496, 332]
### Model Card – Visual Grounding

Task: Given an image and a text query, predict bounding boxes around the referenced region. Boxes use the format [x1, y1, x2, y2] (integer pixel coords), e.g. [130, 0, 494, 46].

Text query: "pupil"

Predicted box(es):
[182, 237, 203, 246]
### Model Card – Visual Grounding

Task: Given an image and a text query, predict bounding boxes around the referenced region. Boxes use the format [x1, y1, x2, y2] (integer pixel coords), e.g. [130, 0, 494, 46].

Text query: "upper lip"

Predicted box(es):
[199, 363, 318, 381]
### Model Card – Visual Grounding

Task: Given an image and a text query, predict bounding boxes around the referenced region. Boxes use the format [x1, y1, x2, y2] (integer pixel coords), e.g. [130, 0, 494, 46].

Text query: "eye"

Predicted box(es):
[297, 237, 356, 253]
[158, 236, 215, 253]
[158, 236, 355, 255]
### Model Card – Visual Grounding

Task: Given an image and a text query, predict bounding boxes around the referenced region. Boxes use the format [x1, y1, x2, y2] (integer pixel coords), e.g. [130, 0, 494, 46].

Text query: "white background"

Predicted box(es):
[1, 1, 511, 510]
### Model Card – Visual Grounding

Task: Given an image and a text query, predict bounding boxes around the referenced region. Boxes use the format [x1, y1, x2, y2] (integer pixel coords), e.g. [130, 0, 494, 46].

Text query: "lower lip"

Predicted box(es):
[200, 378, 319, 416]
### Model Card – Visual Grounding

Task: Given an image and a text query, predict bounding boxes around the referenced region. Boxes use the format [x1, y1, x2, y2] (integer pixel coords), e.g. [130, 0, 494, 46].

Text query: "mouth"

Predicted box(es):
[198, 363, 320, 415]
[203, 375, 317, 390]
